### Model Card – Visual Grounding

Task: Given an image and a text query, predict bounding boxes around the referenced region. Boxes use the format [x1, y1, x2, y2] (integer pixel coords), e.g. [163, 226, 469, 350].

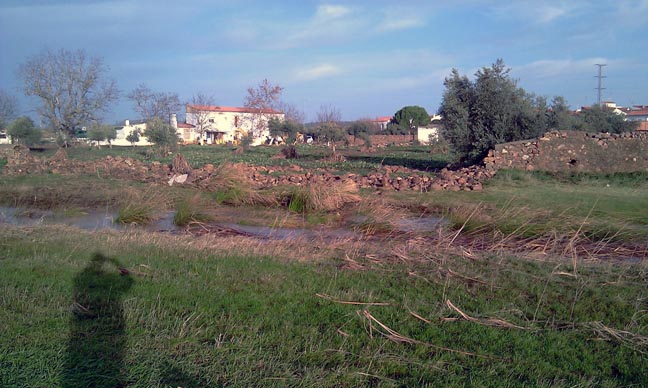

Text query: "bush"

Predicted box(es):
[144, 117, 178, 155]
[7, 116, 41, 146]
[439, 59, 548, 165]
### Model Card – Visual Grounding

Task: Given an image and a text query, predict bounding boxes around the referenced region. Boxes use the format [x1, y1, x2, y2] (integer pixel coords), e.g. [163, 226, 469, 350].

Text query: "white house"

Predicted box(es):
[112, 120, 153, 146]
[185, 104, 284, 145]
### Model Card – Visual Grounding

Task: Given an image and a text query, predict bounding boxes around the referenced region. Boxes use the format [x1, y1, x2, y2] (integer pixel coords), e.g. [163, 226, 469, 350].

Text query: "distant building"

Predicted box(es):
[185, 104, 284, 145]
[625, 105, 648, 131]
[370, 116, 392, 131]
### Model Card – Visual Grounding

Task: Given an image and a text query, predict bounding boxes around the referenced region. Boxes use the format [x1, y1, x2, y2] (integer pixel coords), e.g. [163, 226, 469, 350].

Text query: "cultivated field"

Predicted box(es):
[1, 144, 647, 387]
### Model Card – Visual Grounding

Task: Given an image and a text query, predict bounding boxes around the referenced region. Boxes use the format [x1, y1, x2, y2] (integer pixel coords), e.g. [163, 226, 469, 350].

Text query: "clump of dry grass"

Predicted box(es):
[351, 198, 404, 235]
[206, 163, 277, 207]
[173, 193, 213, 226]
[116, 188, 169, 225]
[287, 180, 361, 213]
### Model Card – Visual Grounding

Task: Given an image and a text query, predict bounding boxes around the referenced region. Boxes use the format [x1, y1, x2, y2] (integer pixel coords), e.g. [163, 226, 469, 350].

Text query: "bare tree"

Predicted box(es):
[127, 84, 181, 121]
[0, 89, 19, 129]
[18, 48, 118, 137]
[278, 102, 305, 124]
[316, 104, 342, 125]
[243, 79, 284, 137]
[186, 92, 216, 143]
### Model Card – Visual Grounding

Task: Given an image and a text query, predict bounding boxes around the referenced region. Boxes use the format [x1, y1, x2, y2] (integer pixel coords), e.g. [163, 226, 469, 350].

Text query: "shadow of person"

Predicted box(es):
[61, 253, 133, 388]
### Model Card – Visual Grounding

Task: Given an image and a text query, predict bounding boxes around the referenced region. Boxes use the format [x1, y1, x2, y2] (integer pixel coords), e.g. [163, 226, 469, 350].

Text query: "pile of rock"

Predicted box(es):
[3, 147, 494, 192]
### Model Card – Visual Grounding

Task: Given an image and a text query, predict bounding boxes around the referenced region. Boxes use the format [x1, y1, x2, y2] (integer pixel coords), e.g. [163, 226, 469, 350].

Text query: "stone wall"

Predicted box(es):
[484, 131, 648, 173]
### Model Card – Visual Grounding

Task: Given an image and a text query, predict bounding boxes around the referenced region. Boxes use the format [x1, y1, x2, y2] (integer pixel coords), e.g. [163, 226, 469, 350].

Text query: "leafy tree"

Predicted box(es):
[18, 49, 118, 138]
[548, 96, 582, 131]
[128, 84, 181, 121]
[7, 116, 42, 146]
[243, 79, 284, 138]
[0, 89, 19, 129]
[389, 106, 431, 139]
[87, 123, 117, 148]
[126, 129, 141, 145]
[348, 120, 374, 143]
[268, 117, 300, 143]
[144, 117, 178, 155]
[579, 106, 637, 134]
[439, 59, 548, 164]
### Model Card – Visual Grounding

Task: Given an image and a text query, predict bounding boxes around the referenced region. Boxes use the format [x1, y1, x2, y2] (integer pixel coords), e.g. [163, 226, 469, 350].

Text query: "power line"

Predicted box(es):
[595, 64, 607, 107]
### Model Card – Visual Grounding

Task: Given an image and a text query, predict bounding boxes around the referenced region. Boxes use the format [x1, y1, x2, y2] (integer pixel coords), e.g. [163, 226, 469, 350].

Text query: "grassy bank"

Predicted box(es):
[1, 226, 646, 387]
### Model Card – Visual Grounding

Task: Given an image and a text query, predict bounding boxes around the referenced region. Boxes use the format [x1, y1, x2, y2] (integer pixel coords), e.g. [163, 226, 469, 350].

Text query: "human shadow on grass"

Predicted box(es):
[61, 253, 133, 388]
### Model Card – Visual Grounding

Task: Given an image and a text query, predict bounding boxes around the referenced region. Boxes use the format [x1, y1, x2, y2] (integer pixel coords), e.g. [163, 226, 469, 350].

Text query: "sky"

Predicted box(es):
[1, 0, 647, 124]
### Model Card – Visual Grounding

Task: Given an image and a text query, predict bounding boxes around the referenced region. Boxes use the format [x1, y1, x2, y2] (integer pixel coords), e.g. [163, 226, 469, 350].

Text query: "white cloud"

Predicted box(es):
[378, 16, 425, 32]
[295, 64, 342, 81]
[315, 4, 352, 20]
[491, 2, 584, 24]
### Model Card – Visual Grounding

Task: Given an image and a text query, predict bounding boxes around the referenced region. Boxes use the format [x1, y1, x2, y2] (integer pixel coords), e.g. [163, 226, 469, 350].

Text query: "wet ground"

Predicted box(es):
[0, 206, 445, 240]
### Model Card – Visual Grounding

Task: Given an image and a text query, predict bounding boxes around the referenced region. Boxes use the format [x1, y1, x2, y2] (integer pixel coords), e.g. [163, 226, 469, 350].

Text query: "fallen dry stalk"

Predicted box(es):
[445, 300, 527, 330]
[359, 309, 496, 359]
[315, 293, 390, 306]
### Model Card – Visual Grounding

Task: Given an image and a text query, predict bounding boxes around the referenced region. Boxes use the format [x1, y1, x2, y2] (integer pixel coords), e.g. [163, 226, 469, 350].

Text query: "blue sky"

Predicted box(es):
[1, 0, 647, 124]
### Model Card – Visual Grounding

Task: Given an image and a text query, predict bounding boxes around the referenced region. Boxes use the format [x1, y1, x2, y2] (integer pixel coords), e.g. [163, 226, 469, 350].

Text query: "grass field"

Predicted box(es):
[0, 144, 647, 387]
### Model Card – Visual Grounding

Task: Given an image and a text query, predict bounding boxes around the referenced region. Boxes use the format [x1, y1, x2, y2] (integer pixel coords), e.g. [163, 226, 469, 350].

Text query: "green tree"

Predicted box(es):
[0, 89, 19, 129]
[7, 116, 42, 146]
[389, 106, 431, 139]
[87, 123, 117, 148]
[439, 59, 548, 164]
[579, 106, 637, 134]
[144, 117, 178, 155]
[126, 129, 141, 145]
[548, 96, 582, 131]
[268, 117, 301, 143]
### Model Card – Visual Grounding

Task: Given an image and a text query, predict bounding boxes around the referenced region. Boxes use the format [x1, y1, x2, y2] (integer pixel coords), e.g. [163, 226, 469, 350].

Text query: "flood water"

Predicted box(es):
[0, 206, 445, 239]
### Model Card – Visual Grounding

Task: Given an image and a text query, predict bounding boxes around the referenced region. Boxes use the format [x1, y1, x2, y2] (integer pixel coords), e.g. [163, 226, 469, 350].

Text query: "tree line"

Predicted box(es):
[2, 49, 639, 164]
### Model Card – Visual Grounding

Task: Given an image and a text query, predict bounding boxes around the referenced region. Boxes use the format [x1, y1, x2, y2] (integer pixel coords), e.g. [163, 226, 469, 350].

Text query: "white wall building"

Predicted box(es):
[185, 104, 284, 145]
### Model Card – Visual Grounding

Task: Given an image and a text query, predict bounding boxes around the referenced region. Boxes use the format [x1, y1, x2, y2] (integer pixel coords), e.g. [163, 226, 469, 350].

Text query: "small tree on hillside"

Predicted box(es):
[7, 116, 42, 146]
[144, 117, 178, 155]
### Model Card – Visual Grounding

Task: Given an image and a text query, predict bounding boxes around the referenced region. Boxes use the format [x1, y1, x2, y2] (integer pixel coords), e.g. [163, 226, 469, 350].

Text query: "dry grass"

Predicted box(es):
[204, 163, 277, 207]
[116, 188, 170, 225]
[288, 180, 361, 213]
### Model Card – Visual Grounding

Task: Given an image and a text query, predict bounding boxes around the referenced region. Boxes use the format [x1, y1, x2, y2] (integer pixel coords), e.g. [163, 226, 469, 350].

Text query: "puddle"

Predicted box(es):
[0, 206, 178, 232]
[222, 223, 358, 240]
[0, 206, 447, 240]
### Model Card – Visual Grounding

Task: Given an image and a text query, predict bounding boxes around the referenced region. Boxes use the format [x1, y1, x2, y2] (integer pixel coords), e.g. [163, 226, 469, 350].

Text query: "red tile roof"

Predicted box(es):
[627, 108, 648, 116]
[636, 122, 648, 131]
[186, 104, 283, 115]
[177, 122, 195, 128]
[371, 116, 392, 123]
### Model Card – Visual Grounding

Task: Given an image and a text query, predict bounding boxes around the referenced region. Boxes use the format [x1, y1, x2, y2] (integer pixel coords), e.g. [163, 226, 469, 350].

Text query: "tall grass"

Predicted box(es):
[287, 180, 361, 213]
[116, 189, 169, 225]
[173, 194, 213, 226]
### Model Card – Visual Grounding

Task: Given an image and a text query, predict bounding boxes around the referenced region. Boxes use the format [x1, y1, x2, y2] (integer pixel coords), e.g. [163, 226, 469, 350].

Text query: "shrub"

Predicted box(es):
[7, 116, 41, 146]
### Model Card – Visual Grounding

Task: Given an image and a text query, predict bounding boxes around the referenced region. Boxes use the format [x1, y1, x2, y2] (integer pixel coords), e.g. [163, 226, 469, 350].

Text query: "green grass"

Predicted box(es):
[396, 169, 648, 242]
[1, 226, 646, 387]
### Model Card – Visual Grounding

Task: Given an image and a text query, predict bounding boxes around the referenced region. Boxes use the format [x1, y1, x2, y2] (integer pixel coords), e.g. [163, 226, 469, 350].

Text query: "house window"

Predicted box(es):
[235, 116, 239, 127]
[209, 119, 215, 123]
